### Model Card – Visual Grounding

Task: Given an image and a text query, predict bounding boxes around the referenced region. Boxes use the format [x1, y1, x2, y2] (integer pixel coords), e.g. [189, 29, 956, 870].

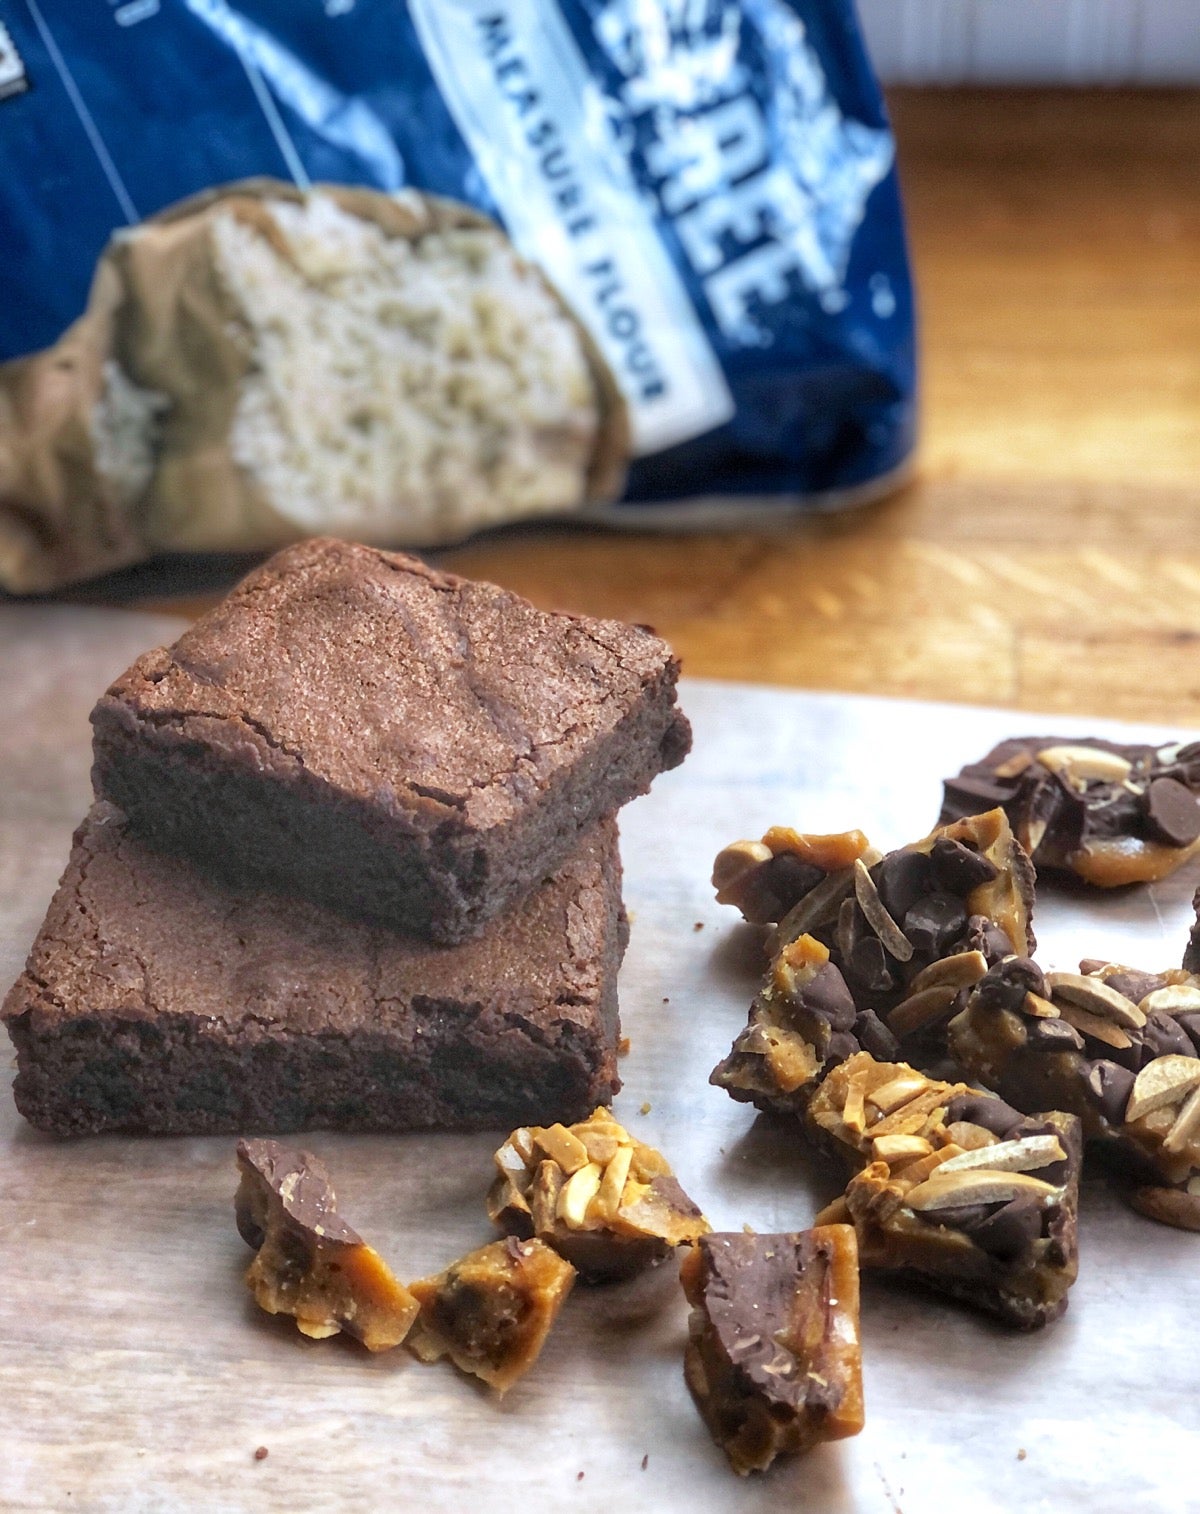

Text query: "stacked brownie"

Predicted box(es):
[2, 538, 690, 1136]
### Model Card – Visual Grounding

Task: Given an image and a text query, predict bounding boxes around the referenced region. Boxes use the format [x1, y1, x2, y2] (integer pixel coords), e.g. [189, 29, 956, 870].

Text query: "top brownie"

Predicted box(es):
[91, 538, 690, 942]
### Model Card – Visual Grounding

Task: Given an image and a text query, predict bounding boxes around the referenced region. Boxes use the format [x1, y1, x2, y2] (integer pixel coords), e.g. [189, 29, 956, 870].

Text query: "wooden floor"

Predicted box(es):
[98, 90, 1200, 724]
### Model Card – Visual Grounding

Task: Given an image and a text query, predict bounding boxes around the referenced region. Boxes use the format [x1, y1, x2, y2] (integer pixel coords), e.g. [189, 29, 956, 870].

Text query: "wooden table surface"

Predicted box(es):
[75, 89, 1200, 725]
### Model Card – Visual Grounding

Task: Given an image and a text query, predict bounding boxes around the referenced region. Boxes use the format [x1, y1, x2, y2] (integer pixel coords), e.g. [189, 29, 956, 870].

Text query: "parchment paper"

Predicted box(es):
[1, 606, 1196, 1514]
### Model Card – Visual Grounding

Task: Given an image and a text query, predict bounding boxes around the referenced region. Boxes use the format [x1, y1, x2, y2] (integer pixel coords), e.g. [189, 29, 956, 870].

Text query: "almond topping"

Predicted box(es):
[934, 1134, 1065, 1176]
[593, 1143, 634, 1223]
[907, 950, 989, 997]
[1057, 1003, 1132, 1050]
[1124, 1056, 1200, 1124]
[556, 1162, 603, 1228]
[887, 985, 961, 1039]
[1164, 1085, 1200, 1154]
[853, 859, 914, 962]
[992, 751, 1034, 780]
[904, 1169, 1060, 1211]
[1023, 992, 1060, 1020]
[872, 1134, 933, 1165]
[869, 1088, 952, 1139]
[1139, 985, 1200, 1017]
[1035, 744, 1133, 786]
[866, 1072, 929, 1113]
[1046, 972, 1146, 1029]
[536, 1124, 591, 1175]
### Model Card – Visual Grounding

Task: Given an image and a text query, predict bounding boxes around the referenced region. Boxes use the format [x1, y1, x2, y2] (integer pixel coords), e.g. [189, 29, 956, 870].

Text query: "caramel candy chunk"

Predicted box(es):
[235, 1139, 418, 1351]
[680, 1226, 864, 1476]
[940, 735, 1200, 887]
[711, 810, 1034, 1116]
[406, 1238, 575, 1394]
[809, 1054, 1081, 1329]
[487, 1108, 709, 1281]
[947, 956, 1200, 1231]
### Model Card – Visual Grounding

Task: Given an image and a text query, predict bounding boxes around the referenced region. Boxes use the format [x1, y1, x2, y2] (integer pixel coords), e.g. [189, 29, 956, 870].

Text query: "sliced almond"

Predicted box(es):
[1124, 1056, 1200, 1123]
[593, 1143, 634, 1223]
[1024, 815, 1049, 854]
[1057, 1002, 1133, 1050]
[1189, 1177, 1200, 1196]
[866, 1071, 930, 1113]
[1140, 985, 1200, 1017]
[907, 950, 989, 997]
[869, 1087, 953, 1139]
[557, 1161, 603, 1228]
[842, 1078, 867, 1136]
[712, 838, 772, 899]
[904, 1168, 1061, 1211]
[1046, 972, 1146, 1029]
[1036, 744, 1133, 785]
[853, 858, 914, 963]
[1164, 1084, 1200, 1154]
[536, 1123, 591, 1175]
[872, 1134, 934, 1164]
[933, 1134, 1066, 1176]
[888, 985, 960, 1038]
[494, 1133, 534, 1179]
[944, 1121, 998, 1151]
[1023, 992, 1060, 1020]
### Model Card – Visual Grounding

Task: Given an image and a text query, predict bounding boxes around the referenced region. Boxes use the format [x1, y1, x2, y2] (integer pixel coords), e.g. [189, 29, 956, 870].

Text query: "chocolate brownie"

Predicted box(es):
[2, 804, 626, 1137]
[90, 538, 689, 943]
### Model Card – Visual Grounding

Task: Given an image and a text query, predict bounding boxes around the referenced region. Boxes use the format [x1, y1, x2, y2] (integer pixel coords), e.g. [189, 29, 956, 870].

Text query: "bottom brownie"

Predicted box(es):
[2, 804, 625, 1137]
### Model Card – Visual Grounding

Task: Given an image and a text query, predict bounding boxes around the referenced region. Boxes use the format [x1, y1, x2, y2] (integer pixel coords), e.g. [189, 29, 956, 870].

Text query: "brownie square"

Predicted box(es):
[90, 538, 689, 942]
[2, 803, 626, 1137]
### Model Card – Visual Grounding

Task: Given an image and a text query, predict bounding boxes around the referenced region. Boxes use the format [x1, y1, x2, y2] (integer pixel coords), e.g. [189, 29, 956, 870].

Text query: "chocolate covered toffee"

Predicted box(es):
[810, 1054, 1082, 1328]
[940, 736, 1200, 887]
[948, 957, 1200, 1231]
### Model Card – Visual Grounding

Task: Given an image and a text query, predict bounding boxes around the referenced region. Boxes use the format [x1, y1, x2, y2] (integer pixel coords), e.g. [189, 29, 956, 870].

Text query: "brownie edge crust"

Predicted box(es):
[90, 538, 690, 943]
[2, 805, 626, 1138]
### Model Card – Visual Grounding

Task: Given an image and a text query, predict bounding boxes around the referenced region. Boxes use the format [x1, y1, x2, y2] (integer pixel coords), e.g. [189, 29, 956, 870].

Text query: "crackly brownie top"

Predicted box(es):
[4, 803, 619, 1036]
[95, 538, 688, 830]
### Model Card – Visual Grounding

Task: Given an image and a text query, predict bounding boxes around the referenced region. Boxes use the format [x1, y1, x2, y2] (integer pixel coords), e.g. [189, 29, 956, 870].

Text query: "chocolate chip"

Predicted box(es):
[846, 935, 898, 993]
[940, 774, 1019, 819]
[1176, 1013, 1200, 1055]
[968, 1195, 1044, 1260]
[1143, 776, 1200, 847]
[929, 837, 1000, 894]
[943, 1093, 1025, 1139]
[1083, 1060, 1136, 1126]
[1083, 787, 1142, 840]
[872, 851, 933, 922]
[962, 914, 1017, 965]
[1026, 1018, 1086, 1053]
[854, 1008, 899, 1062]
[761, 853, 826, 916]
[1142, 1011, 1195, 1060]
[825, 1032, 860, 1065]
[971, 957, 1045, 1014]
[802, 964, 857, 1032]
[902, 893, 968, 955]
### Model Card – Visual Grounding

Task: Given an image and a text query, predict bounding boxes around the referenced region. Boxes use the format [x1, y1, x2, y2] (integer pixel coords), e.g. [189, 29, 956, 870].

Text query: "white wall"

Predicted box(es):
[857, 0, 1200, 83]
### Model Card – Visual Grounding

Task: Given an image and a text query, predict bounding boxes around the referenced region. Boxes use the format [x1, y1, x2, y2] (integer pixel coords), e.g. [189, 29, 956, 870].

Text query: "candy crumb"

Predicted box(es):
[641, 1454, 649, 1471]
[640, 1102, 651, 1115]
[254, 1448, 269, 1462]
[1017, 1450, 1027, 1462]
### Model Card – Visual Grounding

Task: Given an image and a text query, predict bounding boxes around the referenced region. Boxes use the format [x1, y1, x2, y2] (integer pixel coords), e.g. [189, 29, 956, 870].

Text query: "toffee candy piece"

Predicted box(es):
[2, 805, 625, 1136]
[947, 957, 1200, 1232]
[406, 1237, 575, 1395]
[710, 810, 1034, 1116]
[235, 1139, 418, 1351]
[90, 537, 690, 944]
[680, 1226, 864, 1476]
[487, 1108, 710, 1282]
[809, 1053, 1081, 1329]
[940, 735, 1200, 887]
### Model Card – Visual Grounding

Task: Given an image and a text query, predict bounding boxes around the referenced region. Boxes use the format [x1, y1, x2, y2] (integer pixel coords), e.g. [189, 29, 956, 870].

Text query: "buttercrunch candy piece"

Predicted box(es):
[235, 1138, 418, 1351]
[487, 1107, 709, 1281]
[947, 954, 1200, 1231]
[809, 1054, 1081, 1329]
[406, 1237, 575, 1395]
[680, 1226, 864, 1476]
[941, 736, 1200, 888]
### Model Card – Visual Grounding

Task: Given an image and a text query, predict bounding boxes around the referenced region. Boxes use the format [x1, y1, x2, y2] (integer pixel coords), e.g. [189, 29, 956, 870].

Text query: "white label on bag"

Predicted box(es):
[409, 0, 735, 456]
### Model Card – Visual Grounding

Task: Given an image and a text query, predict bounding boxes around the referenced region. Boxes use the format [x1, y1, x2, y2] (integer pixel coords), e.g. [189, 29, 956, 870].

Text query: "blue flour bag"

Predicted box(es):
[0, 0, 914, 590]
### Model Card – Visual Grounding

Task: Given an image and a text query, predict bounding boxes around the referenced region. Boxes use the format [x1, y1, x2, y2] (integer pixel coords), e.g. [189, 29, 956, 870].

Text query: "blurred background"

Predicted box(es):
[22, 2, 1200, 727]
